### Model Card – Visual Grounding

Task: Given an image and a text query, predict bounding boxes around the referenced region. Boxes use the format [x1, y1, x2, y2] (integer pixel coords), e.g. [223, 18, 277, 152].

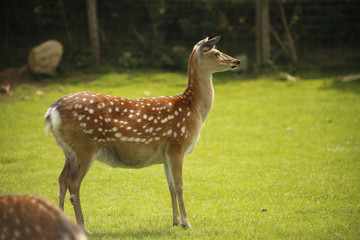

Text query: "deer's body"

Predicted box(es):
[45, 36, 240, 231]
[0, 195, 87, 240]
[47, 91, 201, 169]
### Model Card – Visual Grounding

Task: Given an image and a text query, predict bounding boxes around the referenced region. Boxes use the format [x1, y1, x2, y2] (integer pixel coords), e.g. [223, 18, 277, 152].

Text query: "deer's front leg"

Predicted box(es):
[166, 151, 192, 229]
[163, 162, 181, 226]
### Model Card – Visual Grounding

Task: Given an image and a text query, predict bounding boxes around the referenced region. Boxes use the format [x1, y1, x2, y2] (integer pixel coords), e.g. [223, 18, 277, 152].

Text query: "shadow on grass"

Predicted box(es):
[91, 227, 177, 239]
[319, 78, 360, 95]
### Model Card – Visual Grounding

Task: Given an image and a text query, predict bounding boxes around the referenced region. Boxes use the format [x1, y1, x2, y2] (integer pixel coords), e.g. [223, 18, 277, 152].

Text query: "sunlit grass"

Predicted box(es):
[0, 70, 359, 239]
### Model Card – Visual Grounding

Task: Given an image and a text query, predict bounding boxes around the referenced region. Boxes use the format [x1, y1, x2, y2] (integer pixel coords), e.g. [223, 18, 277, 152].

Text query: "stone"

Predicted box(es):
[28, 40, 63, 76]
[341, 74, 360, 82]
[279, 72, 297, 81]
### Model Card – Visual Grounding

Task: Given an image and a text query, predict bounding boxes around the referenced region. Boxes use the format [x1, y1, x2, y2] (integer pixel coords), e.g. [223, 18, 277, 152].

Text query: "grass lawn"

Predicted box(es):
[0, 69, 359, 239]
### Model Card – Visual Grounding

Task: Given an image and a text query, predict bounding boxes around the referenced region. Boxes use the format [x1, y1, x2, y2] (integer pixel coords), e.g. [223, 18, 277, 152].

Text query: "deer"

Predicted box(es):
[0, 195, 87, 240]
[44, 36, 240, 232]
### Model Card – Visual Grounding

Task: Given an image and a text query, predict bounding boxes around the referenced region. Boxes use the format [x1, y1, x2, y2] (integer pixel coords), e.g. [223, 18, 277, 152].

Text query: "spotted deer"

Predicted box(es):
[0, 195, 87, 240]
[44, 36, 240, 231]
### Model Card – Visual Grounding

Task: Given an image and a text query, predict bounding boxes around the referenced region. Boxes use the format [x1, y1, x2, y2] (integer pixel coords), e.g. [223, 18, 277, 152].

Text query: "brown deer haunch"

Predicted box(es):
[0, 195, 87, 240]
[45, 36, 240, 231]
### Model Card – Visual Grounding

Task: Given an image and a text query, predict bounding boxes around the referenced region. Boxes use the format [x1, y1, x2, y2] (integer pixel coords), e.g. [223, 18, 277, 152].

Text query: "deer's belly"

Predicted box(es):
[95, 144, 165, 168]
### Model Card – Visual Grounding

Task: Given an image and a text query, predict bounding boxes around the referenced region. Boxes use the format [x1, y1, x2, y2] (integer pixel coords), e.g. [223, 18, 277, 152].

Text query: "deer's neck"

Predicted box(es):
[183, 55, 214, 122]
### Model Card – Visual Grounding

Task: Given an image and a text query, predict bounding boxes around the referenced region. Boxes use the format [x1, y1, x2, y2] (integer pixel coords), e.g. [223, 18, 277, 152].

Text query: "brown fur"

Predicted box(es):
[0, 195, 87, 240]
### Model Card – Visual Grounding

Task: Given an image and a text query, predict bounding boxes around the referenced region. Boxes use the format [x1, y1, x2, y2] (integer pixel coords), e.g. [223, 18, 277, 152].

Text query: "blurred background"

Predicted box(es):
[1, 0, 360, 74]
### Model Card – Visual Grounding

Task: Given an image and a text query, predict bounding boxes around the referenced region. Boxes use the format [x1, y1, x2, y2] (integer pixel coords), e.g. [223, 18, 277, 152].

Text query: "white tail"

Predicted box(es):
[0, 195, 87, 240]
[45, 36, 240, 231]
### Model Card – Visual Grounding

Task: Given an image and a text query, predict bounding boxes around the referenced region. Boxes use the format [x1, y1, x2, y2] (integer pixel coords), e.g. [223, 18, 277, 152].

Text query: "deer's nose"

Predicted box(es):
[236, 60, 240, 65]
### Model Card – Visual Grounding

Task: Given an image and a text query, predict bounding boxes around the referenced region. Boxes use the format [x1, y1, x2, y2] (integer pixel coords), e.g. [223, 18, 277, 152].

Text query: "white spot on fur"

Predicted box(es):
[121, 136, 128, 141]
[181, 126, 186, 133]
[84, 129, 94, 134]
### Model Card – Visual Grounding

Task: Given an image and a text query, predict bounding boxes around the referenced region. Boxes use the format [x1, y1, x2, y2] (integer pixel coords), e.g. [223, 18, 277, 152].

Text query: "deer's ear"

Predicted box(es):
[199, 36, 220, 54]
[196, 37, 209, 47]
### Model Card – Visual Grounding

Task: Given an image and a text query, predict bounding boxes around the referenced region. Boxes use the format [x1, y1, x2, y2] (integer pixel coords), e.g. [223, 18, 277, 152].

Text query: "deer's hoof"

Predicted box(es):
[173, 217, 181, 227]
[181, 223, 192, 230]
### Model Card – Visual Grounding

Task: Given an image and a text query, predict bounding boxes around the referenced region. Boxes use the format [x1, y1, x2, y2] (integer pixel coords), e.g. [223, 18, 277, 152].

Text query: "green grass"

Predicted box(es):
[0, 69, 359, 239]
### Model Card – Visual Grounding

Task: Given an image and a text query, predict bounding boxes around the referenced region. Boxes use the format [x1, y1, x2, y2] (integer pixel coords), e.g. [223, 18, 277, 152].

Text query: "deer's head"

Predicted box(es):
[191, 36, 240, 73]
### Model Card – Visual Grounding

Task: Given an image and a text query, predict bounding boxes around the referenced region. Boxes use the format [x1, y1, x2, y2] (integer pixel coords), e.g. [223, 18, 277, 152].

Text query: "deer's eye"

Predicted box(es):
[215, 52, 220, 57]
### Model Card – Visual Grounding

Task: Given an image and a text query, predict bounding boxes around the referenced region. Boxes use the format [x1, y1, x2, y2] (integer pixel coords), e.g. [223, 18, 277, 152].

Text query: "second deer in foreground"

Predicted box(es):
[45, 36, 240, 231]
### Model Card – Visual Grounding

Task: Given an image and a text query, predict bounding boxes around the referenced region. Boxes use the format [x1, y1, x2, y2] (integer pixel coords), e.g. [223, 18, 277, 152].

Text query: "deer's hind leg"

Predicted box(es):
[58, 151, 73, 210]
[66, 148, 97, 233]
